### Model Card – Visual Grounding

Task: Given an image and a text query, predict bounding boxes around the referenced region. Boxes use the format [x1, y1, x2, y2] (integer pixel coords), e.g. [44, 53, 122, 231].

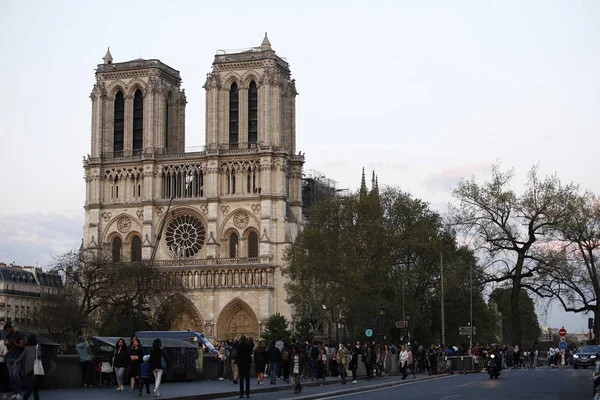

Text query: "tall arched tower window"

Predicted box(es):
[229, 83, 239, 149]
[112, 237, 122, 262]
[133, 89, 144, 155]
[229, 232, 238, 258]
[165, 97, 169, 150]
[131, 236, 142, 262]
[248, 81, 258, 147]
[248, 231, 258, 258]
[114, 91, 125, 155]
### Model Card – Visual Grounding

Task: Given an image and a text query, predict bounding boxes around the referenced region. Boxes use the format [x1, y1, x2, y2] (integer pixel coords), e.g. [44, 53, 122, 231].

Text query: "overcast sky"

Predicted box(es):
[0, 0, 598, 333]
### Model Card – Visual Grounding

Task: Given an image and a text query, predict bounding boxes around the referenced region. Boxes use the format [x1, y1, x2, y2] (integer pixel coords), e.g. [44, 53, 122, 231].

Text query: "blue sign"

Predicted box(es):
[365, 329, 373, 337]
[559, 341, 567, 350]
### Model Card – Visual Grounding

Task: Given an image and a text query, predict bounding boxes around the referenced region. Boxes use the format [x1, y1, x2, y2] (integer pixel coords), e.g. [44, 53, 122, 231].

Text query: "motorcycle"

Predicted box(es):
[488, 354, 500, 379]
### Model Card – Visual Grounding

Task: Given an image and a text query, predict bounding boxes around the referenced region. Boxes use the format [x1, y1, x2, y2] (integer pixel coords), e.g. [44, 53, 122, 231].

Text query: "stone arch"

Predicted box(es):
[240, 71, 260, 89]
[127, 78, 147, 98]
[222, 73, 242, 89]
[219, 208, 260, 239]
[106, 81, 128, 99]
[102, 213, 143, 244]
[216, 298, 259, 341]
[155, 293, 204, 332]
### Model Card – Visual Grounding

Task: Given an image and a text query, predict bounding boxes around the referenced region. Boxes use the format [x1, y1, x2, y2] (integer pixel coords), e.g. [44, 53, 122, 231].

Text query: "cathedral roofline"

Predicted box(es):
[96, 58, 181, 80]
[214, 40, 289, 72]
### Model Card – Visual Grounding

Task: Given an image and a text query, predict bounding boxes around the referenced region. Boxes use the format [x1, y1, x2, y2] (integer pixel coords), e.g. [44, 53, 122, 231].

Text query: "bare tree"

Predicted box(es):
[38, 248, 183, 344]
[449, 164, 578, 345]
[529, 191, 600, 342]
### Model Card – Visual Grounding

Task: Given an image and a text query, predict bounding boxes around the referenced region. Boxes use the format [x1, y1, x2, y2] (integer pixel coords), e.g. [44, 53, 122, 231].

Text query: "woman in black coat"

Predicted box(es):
[149, 339, 169, 397]
[253, 341, 267, 385]
[113, 338, 129, 391]
[128, 339, 144, 392]
[234, 336, 255, 398]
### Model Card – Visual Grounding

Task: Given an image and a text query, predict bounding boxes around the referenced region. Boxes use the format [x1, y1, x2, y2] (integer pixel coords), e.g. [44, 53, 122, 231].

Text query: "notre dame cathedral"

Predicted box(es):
[82, 34, 304, 341]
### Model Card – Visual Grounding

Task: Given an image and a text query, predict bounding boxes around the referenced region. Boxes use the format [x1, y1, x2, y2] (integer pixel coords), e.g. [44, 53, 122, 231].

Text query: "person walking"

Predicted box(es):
[363, 345, 374, 381]
[4, 323, 25, 399]
[253, 341, 267, 385]
[0, 334, 9, 398]
[349, 346, 359, 383]
[75, 336, 95, 388]
[137, 355, 151, 397]
[233, 336, 254, 399]
[399, 345, 411, 380]
[289, 346, 307, 394]
[266, 341, 281, 385]
[149, 339, 169, 397]
[128, 339, 144, 393]
[337, 344, 349, 384]
[112, 338, 129, 391]
[12, 335, 43, 400]
[217, 343, 227, 381]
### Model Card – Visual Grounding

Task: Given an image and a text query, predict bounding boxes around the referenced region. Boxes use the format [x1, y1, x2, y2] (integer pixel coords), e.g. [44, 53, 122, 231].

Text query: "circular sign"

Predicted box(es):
[365, 329, 373, 337]
[558, 328, 567, 337]
[559, 341, 567, 350]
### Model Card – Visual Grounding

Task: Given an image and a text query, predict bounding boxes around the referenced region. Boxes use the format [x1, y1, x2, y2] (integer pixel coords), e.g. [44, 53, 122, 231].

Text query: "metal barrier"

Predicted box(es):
[443, 356, 479, 374]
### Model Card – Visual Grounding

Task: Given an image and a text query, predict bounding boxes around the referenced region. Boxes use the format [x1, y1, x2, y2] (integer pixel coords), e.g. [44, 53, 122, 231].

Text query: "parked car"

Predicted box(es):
[573, 345, 600, 369]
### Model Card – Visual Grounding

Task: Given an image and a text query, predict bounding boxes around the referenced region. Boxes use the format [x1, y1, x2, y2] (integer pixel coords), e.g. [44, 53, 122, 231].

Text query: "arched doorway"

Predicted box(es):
[216, 298, 259, 341]
[155, 294, 204, 332]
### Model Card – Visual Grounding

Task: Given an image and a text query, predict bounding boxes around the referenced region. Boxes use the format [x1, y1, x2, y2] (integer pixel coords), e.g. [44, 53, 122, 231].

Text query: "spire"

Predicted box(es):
[360, 167, 367, 198]
[103, 47, 113, 64]
[371, 171, 376, 192]
[261, 32, 272, 51]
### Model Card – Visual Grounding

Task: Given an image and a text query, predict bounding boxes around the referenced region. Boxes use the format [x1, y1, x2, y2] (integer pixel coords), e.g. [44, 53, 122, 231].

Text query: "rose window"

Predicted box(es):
[164, 214, 206, 258]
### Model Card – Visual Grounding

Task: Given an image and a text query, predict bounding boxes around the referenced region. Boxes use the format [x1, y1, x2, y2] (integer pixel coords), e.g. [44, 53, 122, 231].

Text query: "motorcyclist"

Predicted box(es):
[489, 345, 502, 376]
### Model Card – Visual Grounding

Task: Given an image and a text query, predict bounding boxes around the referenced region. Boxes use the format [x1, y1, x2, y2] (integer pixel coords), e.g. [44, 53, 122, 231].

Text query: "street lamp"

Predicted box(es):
[406, 312, 411, 344]
[379, 306, 386, 343]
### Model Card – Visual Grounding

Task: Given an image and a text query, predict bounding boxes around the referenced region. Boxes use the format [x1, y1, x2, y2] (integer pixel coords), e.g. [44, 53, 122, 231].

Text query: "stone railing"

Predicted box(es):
[153, 256, 271, 267]
[166, 266, 276, 290]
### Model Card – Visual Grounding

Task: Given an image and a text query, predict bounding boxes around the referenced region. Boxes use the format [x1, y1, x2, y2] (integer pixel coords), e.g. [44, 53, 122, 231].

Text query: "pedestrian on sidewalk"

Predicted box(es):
[233, 335, 254, 399]
[253, 341, 267, 385]
[149, 339, 169, 397]
[217, 343, 227, 381]
[229, 342, 239, 384]
[349, 346, 359, 384]
[137, 355, 151, 396]
[337, 344, 348, 384]
[266, 341, 281, 385]
[289, 346, 307, 394]
[399, 345, 411, 380]
[13, 334, 42, 400]
[0, 333, 10, 398]
[129, 339, 144, 393]
[113, 338, 129, 391]
[75, 336, 95, 388]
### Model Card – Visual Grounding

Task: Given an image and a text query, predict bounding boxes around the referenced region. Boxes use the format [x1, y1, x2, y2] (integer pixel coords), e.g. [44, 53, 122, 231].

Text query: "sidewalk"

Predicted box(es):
[35, 373, 449, 400]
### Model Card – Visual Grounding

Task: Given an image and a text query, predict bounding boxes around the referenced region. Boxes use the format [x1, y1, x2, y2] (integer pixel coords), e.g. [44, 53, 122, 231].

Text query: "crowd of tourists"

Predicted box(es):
[0, 323, 43, 400]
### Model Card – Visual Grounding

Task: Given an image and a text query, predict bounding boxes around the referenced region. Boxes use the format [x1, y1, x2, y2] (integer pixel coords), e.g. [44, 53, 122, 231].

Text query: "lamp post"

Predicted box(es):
[379, 306, 386, 343]
[406, 312, 411, 344]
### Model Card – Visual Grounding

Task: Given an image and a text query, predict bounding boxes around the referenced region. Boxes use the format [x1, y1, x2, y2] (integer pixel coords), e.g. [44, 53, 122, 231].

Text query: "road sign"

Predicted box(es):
[396, 320, 407, 329]
[365, 329, 373, 337]
[558, 328, 567, 337]
[560, 336, 566, 342]
[559, 341, 567, 350]
[459, 326, 476, 336]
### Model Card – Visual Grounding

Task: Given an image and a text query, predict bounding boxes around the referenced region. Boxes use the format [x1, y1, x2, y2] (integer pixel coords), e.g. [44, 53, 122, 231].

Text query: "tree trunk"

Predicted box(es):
[510, 278, 522, 345]
[594, 306, 600, 345]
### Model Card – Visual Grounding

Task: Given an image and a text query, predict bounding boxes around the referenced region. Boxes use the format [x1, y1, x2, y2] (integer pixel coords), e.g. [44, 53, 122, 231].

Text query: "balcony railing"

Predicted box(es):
[151, 256, 272, 268]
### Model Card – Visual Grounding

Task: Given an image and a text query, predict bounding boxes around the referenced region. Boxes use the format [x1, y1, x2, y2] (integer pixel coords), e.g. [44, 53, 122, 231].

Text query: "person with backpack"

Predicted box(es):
[280, 345, 291, 383]
[337, 344, 349, 384]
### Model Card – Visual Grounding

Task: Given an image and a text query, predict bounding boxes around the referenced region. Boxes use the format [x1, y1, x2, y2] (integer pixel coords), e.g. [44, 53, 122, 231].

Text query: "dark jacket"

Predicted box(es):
[288, 351, 308, 375]
[234, 340, 255, 368]
[128, 346, 144, 377]
[149, 347, 168, 371]
[266, 345, 282, 363]
[113, 346, 130, 368]
[140, 361, 152, 378]
[254, 346, 267, 370]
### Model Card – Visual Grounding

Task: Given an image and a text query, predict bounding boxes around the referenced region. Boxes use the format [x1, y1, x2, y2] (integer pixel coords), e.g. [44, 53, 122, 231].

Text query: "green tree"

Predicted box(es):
[449, 164, 578, 345]
[489, 288, 541, 346]
[261, 313, 293, 345]
[285, 179, 498, 345]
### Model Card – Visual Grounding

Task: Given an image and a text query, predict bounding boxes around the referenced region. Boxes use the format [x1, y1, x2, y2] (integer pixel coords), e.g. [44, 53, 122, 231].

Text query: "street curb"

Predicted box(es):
[167, 374, 451, 400]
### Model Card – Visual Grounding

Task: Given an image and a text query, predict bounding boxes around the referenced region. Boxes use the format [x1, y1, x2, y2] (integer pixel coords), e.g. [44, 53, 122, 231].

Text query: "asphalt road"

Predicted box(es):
[250, 368, 592, 400]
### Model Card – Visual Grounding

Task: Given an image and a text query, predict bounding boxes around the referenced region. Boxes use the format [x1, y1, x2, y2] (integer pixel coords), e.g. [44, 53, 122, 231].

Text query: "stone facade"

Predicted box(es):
[0, 263, 63, 327]
[83, 36, 304, 341]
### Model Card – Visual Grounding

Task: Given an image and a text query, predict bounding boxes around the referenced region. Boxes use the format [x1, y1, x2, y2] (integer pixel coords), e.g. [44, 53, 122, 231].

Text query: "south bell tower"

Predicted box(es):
[83, 36, 304, 341]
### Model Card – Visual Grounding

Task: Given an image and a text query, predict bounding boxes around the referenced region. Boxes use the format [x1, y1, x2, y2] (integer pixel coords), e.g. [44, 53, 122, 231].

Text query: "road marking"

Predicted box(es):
[316, 375, 460, 399]
[438, 395, 460, 400]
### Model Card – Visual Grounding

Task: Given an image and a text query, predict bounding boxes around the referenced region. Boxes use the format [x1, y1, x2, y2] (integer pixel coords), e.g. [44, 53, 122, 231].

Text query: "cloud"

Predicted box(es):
[0, 212, 83, 268]
[422, 161, 493, 193]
